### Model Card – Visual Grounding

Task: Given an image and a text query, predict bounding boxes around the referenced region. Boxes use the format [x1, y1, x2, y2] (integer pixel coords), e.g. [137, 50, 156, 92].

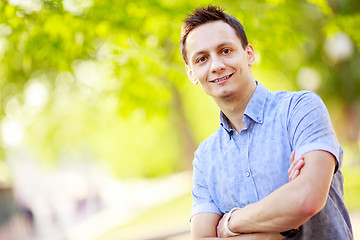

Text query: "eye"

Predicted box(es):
[196, 56, 207, 64]
[221, 48, 231, 54]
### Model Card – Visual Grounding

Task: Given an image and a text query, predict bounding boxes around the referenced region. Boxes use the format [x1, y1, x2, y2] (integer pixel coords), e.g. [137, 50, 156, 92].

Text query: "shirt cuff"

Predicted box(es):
[295, 143, 341, 173]
[191, 202, 222, 220]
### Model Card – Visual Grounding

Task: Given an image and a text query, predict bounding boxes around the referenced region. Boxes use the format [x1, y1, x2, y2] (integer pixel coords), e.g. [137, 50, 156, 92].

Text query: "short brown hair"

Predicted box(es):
[180, 5, 249, 64]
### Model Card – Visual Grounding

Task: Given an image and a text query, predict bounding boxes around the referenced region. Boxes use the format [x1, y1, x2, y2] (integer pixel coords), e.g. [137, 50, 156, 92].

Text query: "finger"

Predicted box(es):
[288, 152, 296, 174]
[289, 157, 303, 174]
[296, 158, 305, 170]
[290, 151, 295, 164]
[217, 213, 228, 237]
[289, 159, 305, 181]
[217, 225, 221, 237]
[288, 155, 304, 176]
[288, 151, 296, 175]
[289, 169, 299, 181]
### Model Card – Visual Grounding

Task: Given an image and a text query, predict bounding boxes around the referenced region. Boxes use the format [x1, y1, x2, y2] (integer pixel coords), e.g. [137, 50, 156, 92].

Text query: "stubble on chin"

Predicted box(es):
[217, 90, 236, 101]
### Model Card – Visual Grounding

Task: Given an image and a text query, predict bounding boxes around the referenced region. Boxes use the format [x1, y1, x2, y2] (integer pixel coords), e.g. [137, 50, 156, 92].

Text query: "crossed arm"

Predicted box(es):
[191, 150, 336, 239]
[192, 213, 283, 240]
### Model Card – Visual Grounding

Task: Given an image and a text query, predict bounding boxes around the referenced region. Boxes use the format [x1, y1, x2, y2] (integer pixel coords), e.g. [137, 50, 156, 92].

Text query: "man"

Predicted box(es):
[180, 5, 353, 240]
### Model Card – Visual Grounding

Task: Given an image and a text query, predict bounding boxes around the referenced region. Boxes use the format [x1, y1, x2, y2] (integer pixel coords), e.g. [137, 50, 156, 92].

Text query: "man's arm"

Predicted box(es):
[191, 212, 220, 239]
[192, 153, 304, 239]
[222, 150, 335, 235]
[191, 212, 283, 240]
[191, 213, 284, 240]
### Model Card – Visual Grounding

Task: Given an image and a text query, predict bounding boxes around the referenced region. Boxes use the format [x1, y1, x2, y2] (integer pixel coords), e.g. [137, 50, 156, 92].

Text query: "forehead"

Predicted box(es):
[186, 21, 241, 57]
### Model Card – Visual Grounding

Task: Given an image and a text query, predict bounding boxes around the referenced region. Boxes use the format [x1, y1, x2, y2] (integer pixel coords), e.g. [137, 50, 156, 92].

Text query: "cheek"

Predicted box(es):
[193, 67, 208, 79]
[235, 59, 246, 73]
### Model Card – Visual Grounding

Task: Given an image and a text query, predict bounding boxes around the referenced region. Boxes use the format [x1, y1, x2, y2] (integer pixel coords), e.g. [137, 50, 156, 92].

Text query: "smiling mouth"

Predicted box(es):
[211, 73, 233, 83]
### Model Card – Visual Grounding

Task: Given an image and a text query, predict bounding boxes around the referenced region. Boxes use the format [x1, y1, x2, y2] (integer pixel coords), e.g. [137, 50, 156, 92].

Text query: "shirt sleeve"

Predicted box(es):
[191, 152, 222, 219]
[287, 91, 343, 173]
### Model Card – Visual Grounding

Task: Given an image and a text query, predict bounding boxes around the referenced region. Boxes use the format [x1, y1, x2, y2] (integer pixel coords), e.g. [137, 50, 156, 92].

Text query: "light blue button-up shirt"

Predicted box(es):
[191, 82, 353, 239]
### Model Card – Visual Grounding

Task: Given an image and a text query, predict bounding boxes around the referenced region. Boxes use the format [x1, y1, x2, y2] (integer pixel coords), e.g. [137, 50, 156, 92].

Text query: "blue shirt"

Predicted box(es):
[191, 82, 353, 239]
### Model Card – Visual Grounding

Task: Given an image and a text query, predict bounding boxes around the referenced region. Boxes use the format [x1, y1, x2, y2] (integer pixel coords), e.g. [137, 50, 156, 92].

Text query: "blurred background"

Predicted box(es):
[0, 0, 359, 239]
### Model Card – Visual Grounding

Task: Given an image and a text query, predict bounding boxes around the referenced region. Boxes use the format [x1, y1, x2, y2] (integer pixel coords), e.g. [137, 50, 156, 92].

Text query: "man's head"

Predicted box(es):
[180, 5, 248, 65]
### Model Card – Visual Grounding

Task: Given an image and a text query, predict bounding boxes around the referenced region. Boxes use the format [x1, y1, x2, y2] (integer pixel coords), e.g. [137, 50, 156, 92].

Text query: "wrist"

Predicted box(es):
[224, 207, 241, 236]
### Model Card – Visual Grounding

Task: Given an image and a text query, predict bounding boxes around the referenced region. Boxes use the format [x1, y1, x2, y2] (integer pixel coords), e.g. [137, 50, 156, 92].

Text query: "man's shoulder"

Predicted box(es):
[271, 89, 318, 101]
[270, 89, 323, 109]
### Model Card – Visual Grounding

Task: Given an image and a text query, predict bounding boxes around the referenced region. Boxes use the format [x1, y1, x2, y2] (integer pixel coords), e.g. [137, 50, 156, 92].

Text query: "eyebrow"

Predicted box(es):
[191, 41, 235, 62]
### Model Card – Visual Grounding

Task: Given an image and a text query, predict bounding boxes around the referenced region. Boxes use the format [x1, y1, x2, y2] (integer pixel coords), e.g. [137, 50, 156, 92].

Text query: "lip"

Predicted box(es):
[210, 73, 233, 84]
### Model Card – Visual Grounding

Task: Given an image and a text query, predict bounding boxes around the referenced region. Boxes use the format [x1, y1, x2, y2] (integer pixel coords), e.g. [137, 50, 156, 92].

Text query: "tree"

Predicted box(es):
[0, 0, 359, 178]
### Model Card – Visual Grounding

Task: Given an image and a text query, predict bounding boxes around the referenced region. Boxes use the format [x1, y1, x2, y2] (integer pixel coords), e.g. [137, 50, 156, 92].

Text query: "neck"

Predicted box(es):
[216, 81, 257, 133]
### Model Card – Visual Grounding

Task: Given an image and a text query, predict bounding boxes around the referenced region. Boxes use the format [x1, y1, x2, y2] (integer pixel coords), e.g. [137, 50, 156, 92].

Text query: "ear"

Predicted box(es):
[246, 44, 256, 67]
[186, 65, 198, 85]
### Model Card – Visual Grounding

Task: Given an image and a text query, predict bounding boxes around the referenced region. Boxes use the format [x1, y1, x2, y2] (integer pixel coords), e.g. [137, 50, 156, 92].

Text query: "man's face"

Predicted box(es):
[185, 21, 255, 101]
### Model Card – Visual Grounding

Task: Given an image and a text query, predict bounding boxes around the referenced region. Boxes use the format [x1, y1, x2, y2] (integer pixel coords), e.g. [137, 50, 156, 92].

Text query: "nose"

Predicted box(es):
[210, 56, 225, 73]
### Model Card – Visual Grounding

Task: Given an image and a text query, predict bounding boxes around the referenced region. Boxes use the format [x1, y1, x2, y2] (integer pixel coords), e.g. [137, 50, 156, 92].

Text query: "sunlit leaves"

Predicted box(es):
[1, 0, 360, 178]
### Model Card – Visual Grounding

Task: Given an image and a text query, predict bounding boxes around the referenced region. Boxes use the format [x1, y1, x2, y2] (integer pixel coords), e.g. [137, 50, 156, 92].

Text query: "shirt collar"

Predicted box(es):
[244, 81, 268, 124]
[220, 81, 269, 133]
[220, 111, 231, 132]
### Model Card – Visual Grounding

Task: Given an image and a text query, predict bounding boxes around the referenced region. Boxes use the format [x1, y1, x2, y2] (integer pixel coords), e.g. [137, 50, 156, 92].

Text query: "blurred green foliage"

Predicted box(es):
[0, 0, 359, 185]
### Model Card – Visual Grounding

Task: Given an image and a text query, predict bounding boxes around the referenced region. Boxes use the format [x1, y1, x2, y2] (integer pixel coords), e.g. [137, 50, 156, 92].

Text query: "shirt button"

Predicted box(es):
[246, 171, 250, 177]
[257, 117, 262, 123]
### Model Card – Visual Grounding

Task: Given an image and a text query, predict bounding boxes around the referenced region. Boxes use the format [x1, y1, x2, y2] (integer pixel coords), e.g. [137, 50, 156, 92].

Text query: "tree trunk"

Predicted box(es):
[170, 83, 197, 171]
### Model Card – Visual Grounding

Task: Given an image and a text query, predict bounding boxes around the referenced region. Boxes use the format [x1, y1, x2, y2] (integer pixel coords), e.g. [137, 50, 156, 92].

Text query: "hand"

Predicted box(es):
[217, 224, 284, 239]
[217, 211, 237, 238]
[288, 151, 305, 181]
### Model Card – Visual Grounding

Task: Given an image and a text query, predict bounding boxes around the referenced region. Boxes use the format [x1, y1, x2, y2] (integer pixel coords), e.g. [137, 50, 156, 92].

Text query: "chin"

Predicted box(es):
[217, 91, 235, 100]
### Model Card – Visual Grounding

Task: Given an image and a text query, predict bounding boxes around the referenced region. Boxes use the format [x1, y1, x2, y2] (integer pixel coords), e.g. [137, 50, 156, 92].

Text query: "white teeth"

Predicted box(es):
[213, 75, 230, 83]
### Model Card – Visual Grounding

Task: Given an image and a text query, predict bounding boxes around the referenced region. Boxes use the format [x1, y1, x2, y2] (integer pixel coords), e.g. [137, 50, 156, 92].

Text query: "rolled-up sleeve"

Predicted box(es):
[191, 152, 222, 219]
[287, 92, 343, 172]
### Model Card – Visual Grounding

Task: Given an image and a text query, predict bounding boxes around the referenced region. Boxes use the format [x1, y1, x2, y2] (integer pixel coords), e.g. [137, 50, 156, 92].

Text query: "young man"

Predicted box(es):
[180, 5, 353, 240]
